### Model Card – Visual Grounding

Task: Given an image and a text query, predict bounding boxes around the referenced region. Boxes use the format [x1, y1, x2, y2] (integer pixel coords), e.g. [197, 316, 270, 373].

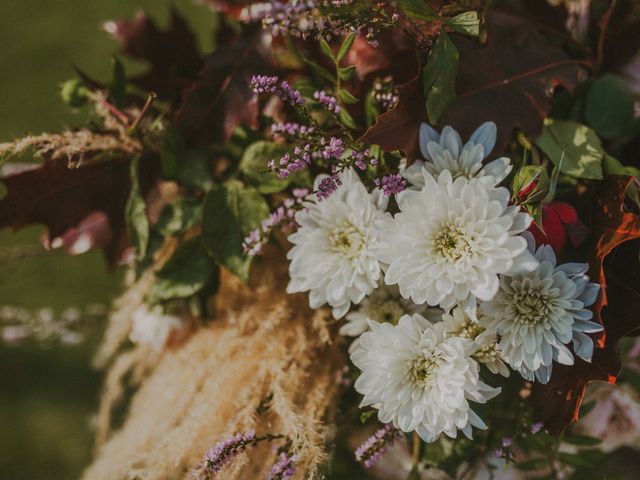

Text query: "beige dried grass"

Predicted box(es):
[83, 252, 345, 480]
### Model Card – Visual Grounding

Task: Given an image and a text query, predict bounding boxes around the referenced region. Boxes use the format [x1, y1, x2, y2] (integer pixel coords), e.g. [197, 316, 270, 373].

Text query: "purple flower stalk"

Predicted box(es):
[314, 90, 341, 113]
[204, 430, 256, 474]
[267, 452, 298, 480]
[271, 122, 315, 139]
[316, 174, 342, 202]
[250, 75, 279, 94]
[531, 422, 544, 434]
[322, 137, 345, 160]
[251, 75, 305, 106]
[352, 149, 371, 171]
[242, 191, 309, 257]
[355, 424, 401, 468]
[374, 173, 406, 196]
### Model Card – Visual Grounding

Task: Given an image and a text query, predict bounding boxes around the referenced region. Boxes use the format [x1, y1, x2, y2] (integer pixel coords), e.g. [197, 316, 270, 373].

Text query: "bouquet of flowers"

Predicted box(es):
[2, 0, 640, 478]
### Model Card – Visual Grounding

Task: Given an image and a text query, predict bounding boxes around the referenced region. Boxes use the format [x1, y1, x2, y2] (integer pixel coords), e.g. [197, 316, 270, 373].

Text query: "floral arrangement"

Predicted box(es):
[2, 0, 640, 478]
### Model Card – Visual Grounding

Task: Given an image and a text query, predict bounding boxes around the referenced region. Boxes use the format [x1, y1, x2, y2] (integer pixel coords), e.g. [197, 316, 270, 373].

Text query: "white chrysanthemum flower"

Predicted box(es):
[339, 282, 434, 352]
[351, 313, 500, 442]
[441, 308, 510, 377]
[129, 304, 183, 350]
[479, 234, 602, 384]
[403, 122, 512, 188]
[376, 169, 537, 320]
[287, 168, 388, 318]
[339, 282, 427, 337]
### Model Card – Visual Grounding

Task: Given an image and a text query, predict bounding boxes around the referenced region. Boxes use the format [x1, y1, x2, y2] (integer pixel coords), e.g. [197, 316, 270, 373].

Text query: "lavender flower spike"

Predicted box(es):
[267, 451, 298, 480]
[375, 173, 406, 196]
[204, 430, 256, 474]
[355, 424, 401, 468]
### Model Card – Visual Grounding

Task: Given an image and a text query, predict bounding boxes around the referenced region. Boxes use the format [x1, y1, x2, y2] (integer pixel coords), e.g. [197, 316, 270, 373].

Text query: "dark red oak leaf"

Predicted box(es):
[358, 76, 425, 161]
[533, 176, 640, 434]
[438, 6, 585, 150]
[108, 8, 203, 102]
[0, 158, 130, 264]
[174, 26, 266, 144]
[358, 1, 584, 159]
[598, 0, 640, 73]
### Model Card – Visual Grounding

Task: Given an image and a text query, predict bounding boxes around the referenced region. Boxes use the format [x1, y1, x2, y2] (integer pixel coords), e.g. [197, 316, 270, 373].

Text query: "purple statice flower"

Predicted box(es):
[374, 173, 406, 196]
[270, 144, 313, 179]
[351, 149, 371, 171]
[313, 90, 341, 114]
[204, 430, 256, 474]
[251, 75, 279, 94]
[279, 81, 305, 106]
[242, 190, 309, 257]
[316, 174, 342, 202]
[495, 448, 505, 459]
[252, 76, 305, 107]
[531, 422, 544, 434]
[355, 424, 401, 468]
[322, 137, 345, 160]
[267, 451, 298, 480]
[271, 122, 315, 139]
[502, 437, 512, 448]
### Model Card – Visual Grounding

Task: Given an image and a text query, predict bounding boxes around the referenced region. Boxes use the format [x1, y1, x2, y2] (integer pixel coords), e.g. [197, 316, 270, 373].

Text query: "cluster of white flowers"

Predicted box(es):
[286, 122, 602, 443]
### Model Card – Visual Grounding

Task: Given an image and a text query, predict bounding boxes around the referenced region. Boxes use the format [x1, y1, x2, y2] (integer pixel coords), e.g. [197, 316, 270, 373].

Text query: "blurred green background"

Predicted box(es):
[0, 1, 216, 478]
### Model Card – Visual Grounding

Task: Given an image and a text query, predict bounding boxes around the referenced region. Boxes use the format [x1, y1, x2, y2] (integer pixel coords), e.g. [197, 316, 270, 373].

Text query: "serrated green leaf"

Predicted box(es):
[585, 74, 634, 140]
[338, 89, 359, 104]
[338, 65, 356, 81]
[126, 156, 149, 261]
[155, 197, 202, 237]
[239, 141, 290, 194]
[319, 38, 335, 61]
[202, 180, 270, 283]
[148, 236, 216, 302]
[337, 32, 356, 62]
[536, 119, 604, 180]
[422, 31, 459, 124]
[399, 0, 437, 20]
[445, 11, 480, 37]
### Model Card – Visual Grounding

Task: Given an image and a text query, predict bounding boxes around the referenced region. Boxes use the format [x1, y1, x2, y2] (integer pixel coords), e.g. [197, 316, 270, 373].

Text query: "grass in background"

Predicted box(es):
[0, 1, 216, 478]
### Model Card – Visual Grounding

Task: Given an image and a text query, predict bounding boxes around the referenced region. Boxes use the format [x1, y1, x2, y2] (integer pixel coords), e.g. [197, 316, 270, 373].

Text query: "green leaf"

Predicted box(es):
[422, 31, 459, 124]
[365, 89, 382, 127]
[536, 119, 604, 180]
[148, 236, 216, 302]
[336, 33, 356, 62]
[562, 435, 602, 447]
[557, 452, 597, 469]
[585, 74, 635, 139]
[399, 0, 437, 20]
[125, 156, 149, 261]
[109, 57, 126, 108]
[339, 108, 358, 130]
[239, 141, 290, 194]
[60, 79, 91, 108]
[302, 58, 337, 85]
[319, 38, 335, 61]
[338, 65, 356, 81]
[162, 127, 214, 190]
[516, 458, 549, 471]
[445, 11, 480, 37]
[338, 89, 359, 105]
[155, 197, 202, 237]
[202, 180, 270, 283]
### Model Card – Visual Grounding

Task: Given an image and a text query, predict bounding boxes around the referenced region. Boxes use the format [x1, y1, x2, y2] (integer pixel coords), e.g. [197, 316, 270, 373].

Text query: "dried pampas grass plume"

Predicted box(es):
[83, 252, 345, 479]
